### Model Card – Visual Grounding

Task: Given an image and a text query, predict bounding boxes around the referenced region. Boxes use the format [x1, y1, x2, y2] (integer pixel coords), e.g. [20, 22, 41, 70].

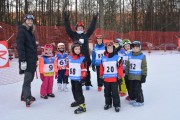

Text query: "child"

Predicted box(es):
[55, 43, 68, 92]
[99, 41, 123, 112]
[125, 41, 147, 106]
[118, 39, 132, 98]
[39, 44, 58, 99]
[65, 41, 87, 114]
[92, 35, 105, 91]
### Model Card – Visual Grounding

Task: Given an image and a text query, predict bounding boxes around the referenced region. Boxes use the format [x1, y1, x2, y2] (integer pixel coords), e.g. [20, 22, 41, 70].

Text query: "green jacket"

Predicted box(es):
[125, 51, 147, 81]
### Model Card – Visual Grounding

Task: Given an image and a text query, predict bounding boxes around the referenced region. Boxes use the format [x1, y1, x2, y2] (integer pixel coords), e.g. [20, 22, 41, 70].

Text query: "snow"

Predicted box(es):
[0, 50, 180, 120]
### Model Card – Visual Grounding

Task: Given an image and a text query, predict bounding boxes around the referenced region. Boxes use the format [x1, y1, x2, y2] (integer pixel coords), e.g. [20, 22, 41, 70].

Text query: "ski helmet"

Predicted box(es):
[71, 41, 82, 54]
[122, 39, 131, 47]
[131, 41, 141, 50]
[76, 22, 85, 29]
[23, 14, 34, 21]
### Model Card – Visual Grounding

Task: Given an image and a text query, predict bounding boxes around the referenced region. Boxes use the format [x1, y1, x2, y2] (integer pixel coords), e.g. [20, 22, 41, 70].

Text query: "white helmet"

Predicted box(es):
[58, 43, 65, 46]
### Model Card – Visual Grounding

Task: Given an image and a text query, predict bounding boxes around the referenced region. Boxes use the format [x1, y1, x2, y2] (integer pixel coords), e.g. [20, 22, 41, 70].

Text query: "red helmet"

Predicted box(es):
[76, 22, 85, 29]
[105, 41, 114, 47]
[96, 35, 103, 39]
[44, 44, 53, 50]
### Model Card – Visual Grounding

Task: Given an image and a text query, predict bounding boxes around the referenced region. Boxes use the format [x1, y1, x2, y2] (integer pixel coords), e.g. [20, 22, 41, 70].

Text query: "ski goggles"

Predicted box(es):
[105, 41, 114, 47]
[25, 14, 34, 20]
[44, 44, 53, 50]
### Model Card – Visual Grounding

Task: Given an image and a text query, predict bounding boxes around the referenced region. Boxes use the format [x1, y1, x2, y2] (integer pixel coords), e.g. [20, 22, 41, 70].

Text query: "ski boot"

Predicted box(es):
[21, 96, 36, 102]
[41, 95, 48, 99]
[63, 83, 68, 92]
[86, 86, 90, 90]
[26, 97, 34, 107]
[74, 104, 86, 114]
[104, 104, 112, 110]
[71, 101, 79, 107]
[132, 102, 144, 107]
[98, 87, 102, 92]
[115, 107, 120, 112]
[58, 83, 63, 91]
[47, 93, 55, 98]
[129, 100, 136, 105]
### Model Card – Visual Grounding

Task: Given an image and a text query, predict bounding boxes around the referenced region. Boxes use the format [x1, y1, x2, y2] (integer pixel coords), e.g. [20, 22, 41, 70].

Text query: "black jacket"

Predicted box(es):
[16, 24, 38, 73]
[64, 15, 97, 66]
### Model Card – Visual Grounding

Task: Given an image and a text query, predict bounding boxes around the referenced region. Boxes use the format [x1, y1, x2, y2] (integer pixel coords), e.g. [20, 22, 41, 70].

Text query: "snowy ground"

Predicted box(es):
[0, 50, 180, 120]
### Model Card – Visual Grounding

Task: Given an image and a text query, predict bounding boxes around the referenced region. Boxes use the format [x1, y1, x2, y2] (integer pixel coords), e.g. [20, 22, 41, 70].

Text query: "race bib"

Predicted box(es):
[58, 59, 67, 66]
[69, 63, 81, 77]
[103, 61, 117, 74]
[44, 64, 54, 72]
[96, 50, 104, 60]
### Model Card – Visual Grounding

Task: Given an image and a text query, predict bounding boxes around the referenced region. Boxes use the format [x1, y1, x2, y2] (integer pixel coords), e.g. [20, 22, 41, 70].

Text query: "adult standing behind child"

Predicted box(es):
[64, 11, 98, 90]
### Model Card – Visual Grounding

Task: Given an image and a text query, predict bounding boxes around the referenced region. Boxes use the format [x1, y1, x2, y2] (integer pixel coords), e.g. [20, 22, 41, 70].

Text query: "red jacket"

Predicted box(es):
[100, 51, 123, 82]
[65, 54, 87, 79]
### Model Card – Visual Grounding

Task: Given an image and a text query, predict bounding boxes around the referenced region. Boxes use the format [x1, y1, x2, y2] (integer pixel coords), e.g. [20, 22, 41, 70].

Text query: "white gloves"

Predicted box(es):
[21, 61, 27, 70]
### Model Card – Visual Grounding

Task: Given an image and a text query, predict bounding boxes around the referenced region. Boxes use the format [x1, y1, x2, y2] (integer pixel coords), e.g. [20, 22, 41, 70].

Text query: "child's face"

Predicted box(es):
[44, 48, 53, 56]
[57, 45, 65, 51]
[124, 44, 131, 51]
[74, 46, 81, 54]
[107, 46, 113, 53]
[97, 39, 103, 45]
[132, 46, 140, 52]
[77, 26, 84, 31]
[114, 43, 119, 48]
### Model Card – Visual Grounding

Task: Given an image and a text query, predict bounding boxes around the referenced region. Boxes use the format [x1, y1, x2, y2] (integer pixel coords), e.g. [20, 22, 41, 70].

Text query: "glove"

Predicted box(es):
[92, 65, 96, 72]
[124, 75, 128, 81]
[93, 12, 99, 18]
[80, 78, 86, 86]
[55, 73, 58, 79]
[117, 78, 122, 84]
[20, 61, 27, 70]
[64, 11, 70, 19]
[141, 75, 146, 83]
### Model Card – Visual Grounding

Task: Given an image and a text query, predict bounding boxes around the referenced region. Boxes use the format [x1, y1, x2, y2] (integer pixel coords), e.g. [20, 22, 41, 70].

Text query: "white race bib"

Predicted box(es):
[103, 61, 117, 74]
[95, 50, 104, 60]
[58, 59, 67, 66]
[69, 63, 81, 77]
[129, 59, 142, 71]
[44, 63, 54, 72]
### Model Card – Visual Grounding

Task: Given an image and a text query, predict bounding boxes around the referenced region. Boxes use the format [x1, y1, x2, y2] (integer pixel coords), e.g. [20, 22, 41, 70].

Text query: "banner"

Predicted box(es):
[0, 41, 9, 68]
[178, 38, 180, 48]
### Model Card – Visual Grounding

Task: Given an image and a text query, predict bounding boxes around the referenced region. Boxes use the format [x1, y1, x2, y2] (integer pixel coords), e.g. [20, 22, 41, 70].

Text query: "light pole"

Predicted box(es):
[0, 26, 6, 40]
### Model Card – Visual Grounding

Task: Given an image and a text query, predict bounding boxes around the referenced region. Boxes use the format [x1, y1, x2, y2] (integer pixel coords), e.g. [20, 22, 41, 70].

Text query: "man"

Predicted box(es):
[64, 11, 98, 90]
[16, 14, 38, 107]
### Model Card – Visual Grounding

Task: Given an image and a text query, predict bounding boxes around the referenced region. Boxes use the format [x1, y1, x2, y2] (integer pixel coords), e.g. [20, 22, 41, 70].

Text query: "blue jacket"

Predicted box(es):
[92, 44, 105, 66]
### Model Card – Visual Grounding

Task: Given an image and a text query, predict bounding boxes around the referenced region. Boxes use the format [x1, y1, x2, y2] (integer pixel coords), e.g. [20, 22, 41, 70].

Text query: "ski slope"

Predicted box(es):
[0, 50, 180, 120]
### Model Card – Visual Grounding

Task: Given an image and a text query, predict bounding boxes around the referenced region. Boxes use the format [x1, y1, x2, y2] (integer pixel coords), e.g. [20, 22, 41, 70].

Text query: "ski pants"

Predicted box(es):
[104, 82, 120, 107]
[129, 80, 144, 103]
[22, 71, 35, 99]
[57, 70, 68, 84]
[40, 76, 54, 96]
[71, 80, 85, 105]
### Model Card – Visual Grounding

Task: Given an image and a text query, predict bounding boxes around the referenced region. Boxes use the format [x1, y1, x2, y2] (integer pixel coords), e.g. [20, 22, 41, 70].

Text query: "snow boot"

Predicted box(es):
[129, 100, 136, 105]
[71, 101, 79, 107]
[74, 104, 86, 114]
[125, 96, 130, 101]
[132, 102, 144, 107]
[21, 96, 36, 102]
[86, 86, 90, 90]
[47, 93, 55, 98]
[63, 83, 68, 92]
[98, 87, 102, 92]
[26, 97, 34, 107]
[104, 104, 112, 110]
[41, 95, 48, 99]
[115, 107, 120, 112]
[58, 83, 63, 91]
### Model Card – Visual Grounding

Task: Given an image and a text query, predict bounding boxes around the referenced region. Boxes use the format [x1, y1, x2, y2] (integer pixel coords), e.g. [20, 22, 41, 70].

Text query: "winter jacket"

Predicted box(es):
[125, 51, 147, 80]
[65, 54, 87, 81]
[92, 43, 105, 66]
[100, 51, 123, 82]
[64, 15, 97, 66]
[16, 24, 38, 73]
